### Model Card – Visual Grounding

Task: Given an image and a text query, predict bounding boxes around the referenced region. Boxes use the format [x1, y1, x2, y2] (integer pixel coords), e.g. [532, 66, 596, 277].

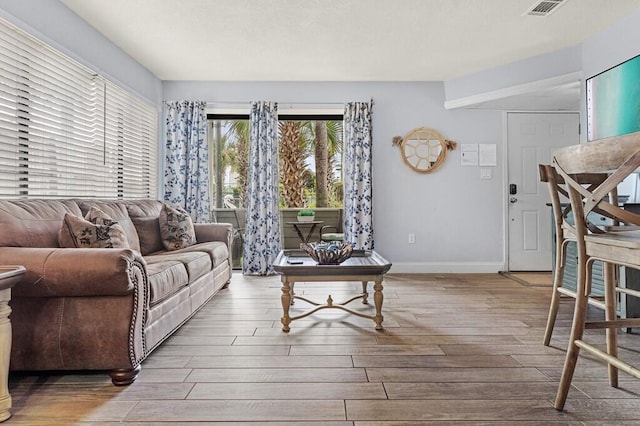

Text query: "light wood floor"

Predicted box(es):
[8, 272, 640, 424]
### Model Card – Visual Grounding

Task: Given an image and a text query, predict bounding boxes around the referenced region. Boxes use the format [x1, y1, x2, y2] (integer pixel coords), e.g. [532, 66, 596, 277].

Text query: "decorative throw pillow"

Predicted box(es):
[59, 210, 129, 249]
[78, 201, 141, 251]
[159, 203, 196, 251]
[85, 206, 117, 226]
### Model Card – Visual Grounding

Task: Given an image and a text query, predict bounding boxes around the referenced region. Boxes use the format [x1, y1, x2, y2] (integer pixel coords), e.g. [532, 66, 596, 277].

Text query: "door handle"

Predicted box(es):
[510, 197, 518, 204]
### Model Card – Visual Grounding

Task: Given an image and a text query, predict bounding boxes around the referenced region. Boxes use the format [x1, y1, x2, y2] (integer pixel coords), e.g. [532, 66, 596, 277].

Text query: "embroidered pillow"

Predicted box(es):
[59, 209, 129, 249]
[159, 203, 196, 251]
[85, 206, 117, 226]
[78, 201, 141, 251]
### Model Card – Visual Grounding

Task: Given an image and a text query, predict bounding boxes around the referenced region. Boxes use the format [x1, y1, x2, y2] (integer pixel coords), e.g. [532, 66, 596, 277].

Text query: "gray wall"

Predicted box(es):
[580, 6, 640, 142]
[582, 6, 640, 79]
[165, 81, 504, 272]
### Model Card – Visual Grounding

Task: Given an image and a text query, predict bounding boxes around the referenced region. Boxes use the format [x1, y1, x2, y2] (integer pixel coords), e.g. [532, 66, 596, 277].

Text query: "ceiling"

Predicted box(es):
[60, 0, 639, 109]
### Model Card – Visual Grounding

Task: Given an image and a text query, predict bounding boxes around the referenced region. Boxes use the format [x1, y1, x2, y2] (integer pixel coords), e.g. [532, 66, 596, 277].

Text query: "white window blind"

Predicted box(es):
[102, 80, 158, 199]
[0, 18, 157, 200]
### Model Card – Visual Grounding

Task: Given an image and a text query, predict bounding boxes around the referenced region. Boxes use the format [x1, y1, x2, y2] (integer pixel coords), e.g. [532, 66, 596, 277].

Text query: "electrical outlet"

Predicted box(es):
[408, 233, 415, 244]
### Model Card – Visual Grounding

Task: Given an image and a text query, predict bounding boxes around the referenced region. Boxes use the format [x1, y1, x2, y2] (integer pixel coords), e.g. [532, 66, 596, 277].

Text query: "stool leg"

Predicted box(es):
[544, 239, 568, 346]
[554, 253, 590, 410]
[604, 262, 619, 388]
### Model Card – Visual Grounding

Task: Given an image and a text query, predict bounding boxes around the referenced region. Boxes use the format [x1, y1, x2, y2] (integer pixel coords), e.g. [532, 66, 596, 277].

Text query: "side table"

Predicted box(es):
[286, 221, 324, 244]
[0, 265, 25, 422]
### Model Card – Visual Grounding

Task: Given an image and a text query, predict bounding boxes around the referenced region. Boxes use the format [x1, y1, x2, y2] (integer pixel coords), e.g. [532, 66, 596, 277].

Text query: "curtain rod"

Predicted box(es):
[205, 99, 373, 107]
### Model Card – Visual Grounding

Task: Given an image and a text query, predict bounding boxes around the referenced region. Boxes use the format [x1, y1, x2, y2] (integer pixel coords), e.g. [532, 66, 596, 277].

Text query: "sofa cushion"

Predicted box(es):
[77, 201, 141, 252]
[131, 217, 164, 255]
[0, 199, 83, 248]
[159, 203, 196, 251]
[124, 200, 164, 218]
[58, 212, 129, 249]
[145, 251, 212, 284]
[175, 241, 229, 269]
[144, 260, 189, 305]
[124, 200, 165, 255]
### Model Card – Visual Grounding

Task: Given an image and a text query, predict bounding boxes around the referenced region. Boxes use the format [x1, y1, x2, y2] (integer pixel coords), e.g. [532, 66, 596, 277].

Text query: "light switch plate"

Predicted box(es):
[480, 168, 492, 179]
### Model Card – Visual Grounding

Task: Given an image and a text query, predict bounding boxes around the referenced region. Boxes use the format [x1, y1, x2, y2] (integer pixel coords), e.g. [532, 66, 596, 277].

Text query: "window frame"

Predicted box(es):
[207, 112, 344, 209]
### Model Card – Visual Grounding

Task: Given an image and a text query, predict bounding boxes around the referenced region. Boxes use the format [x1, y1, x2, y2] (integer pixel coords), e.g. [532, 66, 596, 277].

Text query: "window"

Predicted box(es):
[0, 18, 158, 199]
[207, 114, 343, 209]
[208, 113, 343, 269]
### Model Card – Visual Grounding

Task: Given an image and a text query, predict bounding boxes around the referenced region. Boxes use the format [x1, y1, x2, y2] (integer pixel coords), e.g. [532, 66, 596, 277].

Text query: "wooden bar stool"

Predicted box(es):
[539, 165, 615, 346]
[552, 132, 640, 410]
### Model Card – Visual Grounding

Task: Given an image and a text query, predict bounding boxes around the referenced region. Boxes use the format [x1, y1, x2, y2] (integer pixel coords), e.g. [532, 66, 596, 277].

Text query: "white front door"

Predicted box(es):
[507, 112, 580, 271]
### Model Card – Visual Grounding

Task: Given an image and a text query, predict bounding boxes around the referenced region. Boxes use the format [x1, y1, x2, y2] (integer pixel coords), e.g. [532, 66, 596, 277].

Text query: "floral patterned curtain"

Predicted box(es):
[343, 101, 374, 249]
[243, 101, 281, 275]
[163, 100, 210, 223]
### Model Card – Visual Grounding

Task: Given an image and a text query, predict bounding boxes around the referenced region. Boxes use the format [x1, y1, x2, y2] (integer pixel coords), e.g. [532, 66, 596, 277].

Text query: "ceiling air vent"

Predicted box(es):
[524, 0, 567, 17]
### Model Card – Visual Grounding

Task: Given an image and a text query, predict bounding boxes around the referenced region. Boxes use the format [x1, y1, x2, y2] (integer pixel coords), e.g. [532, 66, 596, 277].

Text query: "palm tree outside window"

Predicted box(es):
[208, 114, 344, 268]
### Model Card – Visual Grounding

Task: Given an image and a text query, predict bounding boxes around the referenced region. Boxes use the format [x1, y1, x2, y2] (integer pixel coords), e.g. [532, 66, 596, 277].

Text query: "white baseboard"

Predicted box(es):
[389, 262, 504, 274]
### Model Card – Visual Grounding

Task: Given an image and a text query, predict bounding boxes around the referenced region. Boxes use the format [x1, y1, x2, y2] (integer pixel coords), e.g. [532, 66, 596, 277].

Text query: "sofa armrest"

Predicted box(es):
[194, 222, 233, 248]
[0, 247, 147, 298]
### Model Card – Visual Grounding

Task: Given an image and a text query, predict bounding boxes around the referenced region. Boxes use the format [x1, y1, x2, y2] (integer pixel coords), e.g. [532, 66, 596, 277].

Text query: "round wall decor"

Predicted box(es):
[393, 127, 456, 173]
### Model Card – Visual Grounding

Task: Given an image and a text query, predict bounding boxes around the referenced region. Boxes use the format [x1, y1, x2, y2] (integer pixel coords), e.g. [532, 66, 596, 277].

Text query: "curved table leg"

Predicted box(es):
[281, 280, 292, 332]
[373, 279, 384, 330]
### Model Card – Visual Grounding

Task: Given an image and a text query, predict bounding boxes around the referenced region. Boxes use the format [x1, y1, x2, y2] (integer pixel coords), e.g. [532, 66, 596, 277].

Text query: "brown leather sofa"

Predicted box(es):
[0, 199, 232, 385]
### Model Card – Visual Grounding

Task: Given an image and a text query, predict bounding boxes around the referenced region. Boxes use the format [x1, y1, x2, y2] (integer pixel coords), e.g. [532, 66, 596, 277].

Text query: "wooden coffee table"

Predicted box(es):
[272, 249, 392, 332]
